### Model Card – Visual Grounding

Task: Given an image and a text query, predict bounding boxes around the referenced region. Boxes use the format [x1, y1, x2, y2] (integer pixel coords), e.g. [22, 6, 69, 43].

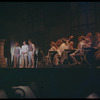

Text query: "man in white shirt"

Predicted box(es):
[20, 41, 28, 68]
[28, 40, 35, 68]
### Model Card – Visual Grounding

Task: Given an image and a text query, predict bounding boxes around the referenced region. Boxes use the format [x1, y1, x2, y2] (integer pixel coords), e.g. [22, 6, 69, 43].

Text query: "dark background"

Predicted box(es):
[0, 2, 100, 57]
[0, 2, 100, 98]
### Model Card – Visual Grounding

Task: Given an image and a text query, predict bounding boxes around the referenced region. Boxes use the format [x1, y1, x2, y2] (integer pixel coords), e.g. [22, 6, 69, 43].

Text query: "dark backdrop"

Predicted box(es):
[0, 2, 100, 56]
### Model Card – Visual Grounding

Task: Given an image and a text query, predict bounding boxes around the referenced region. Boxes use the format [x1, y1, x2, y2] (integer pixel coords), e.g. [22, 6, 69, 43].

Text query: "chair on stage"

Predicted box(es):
[45, 51, 57, 65]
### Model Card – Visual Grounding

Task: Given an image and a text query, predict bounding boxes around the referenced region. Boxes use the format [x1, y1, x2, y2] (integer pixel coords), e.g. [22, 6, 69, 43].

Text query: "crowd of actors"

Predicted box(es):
[13, 40, 35, 68]
[13, 32, 100, 68]
[48, 32, 100, 65]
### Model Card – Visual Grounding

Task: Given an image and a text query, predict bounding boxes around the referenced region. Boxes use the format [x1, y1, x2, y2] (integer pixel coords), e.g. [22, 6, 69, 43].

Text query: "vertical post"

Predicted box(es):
[0, 39, 7, 68]
[0, 39, 6, 58]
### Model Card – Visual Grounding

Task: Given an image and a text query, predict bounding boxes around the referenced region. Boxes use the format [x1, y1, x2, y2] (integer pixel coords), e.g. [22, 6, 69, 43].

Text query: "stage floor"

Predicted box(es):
[0, 64, 100, 98]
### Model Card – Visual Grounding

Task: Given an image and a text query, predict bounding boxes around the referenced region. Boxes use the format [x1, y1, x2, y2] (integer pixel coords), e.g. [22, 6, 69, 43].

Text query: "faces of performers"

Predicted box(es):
[28, 40, 32, 44]
[50, 41, 56, 47]
[78, 36, 83, 42]
[15, 42, 19, 47]
[23, 41, 26, 45]
[56, 39, 62, 47]
[70, 41, 74, 46]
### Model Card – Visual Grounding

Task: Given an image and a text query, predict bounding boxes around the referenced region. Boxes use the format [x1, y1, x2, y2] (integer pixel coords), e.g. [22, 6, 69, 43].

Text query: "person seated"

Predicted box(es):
[95, 32, 100, 49]
[53, 36, 74, 65]
[49, 41, 57, 51]
[45, 41, 57, 65]
[96, 37, 100, 49]
[53, 38, 69, 65]
[95, 32, 100, 38]
[69, 36, 91, 65]
[81, 36, 92, 46]
[64, 35, 74, 46]
[69, 41, 74, 50]
[81, 32, 94, 47]
[60, 40, 75, 65]
[56, 39, 62, 50]
[94, 35, 100, 66]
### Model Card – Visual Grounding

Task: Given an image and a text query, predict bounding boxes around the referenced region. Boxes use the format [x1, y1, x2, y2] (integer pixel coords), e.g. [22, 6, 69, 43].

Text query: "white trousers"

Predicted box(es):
[21, 54, 27, 68]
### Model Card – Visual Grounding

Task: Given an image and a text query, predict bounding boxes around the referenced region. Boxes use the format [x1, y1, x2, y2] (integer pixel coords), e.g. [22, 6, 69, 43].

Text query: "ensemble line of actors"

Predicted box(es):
[13, 40, 35, 68]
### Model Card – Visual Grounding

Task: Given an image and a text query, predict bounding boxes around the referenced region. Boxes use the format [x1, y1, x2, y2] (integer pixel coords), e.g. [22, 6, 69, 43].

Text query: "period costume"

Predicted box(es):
[21, 44, 28, 68]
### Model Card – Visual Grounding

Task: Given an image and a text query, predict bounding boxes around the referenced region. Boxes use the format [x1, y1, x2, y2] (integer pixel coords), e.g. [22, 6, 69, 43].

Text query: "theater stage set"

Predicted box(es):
[0, 39, 100, 98]
[0, 2, 100, 99]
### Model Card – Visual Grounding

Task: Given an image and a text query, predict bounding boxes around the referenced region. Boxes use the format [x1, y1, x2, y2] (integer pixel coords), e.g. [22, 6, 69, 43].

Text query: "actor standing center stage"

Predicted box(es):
[21, 41, 28, 68]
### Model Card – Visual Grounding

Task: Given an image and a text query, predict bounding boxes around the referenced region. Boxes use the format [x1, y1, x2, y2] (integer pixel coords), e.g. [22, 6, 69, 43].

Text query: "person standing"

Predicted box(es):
[13, 42, 21, 68]
[20, 41, 28, 68]
[28, 40, 35, 68]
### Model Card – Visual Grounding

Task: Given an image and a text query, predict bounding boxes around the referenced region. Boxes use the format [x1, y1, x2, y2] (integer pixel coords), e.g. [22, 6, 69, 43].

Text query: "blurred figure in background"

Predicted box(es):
[45, 41, 57, 65]
[69, 41, 74, 50]
[49, 41, 57, 51]
[95, 32, 100, 48]
[84, 32, 94, 47]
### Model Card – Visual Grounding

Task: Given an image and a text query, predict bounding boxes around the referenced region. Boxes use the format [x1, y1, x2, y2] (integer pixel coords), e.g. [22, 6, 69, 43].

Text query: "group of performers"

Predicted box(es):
[47, 32, 100, 66]
[13, 32, 100, 68]
[13, 40, 35, 68]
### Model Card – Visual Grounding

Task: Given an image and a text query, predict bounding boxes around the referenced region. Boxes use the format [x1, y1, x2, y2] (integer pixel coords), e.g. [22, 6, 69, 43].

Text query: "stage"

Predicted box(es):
[0, 64, 100, 98]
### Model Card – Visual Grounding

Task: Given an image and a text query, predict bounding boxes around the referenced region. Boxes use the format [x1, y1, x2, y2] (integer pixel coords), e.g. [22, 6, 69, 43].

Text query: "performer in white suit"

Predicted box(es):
[20, 41, 28, 68]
